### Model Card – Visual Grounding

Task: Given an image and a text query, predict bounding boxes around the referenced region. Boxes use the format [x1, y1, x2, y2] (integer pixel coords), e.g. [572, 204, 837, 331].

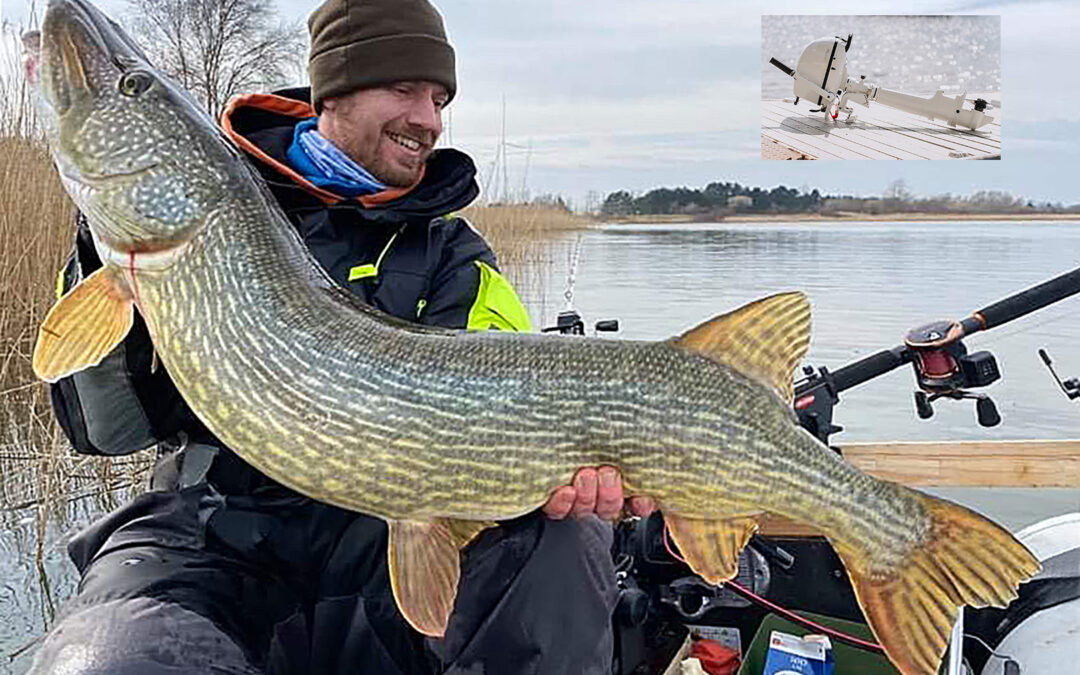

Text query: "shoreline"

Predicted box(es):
[606, 212, 1080, 224]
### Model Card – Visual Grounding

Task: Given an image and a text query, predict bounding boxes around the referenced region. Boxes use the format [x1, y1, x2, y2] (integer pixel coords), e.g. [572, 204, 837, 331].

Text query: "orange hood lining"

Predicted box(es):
[218, 93, 422, 207]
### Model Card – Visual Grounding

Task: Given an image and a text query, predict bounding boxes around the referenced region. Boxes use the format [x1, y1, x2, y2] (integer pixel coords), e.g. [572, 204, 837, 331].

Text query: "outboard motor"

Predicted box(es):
[769, 32, 996, 129]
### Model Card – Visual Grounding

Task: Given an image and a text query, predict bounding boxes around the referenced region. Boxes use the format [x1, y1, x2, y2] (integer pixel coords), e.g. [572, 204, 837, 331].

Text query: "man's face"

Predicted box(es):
[320, 81, 448, 188]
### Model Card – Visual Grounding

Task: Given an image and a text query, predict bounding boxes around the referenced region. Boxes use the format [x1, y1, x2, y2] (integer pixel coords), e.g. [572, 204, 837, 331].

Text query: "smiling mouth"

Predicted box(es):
[386, 131, 424, 153]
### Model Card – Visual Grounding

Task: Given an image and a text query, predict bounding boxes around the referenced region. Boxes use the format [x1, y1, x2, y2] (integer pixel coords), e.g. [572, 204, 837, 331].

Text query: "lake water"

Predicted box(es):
[3, 219, 1079, 671]
[761, 15, 1001, 99]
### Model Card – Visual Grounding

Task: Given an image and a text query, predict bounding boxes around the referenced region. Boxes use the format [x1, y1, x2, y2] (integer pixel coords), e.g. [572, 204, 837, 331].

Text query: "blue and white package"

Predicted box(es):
[762, 631, 833, 675]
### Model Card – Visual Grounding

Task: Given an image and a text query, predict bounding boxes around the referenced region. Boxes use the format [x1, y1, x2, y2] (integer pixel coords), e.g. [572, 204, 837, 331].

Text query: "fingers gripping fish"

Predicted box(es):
[30, 1, 1039, 673]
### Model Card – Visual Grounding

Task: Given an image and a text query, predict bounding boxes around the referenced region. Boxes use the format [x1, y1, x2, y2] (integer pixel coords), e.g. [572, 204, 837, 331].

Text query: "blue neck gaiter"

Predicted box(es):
[286, 117, 388, 197]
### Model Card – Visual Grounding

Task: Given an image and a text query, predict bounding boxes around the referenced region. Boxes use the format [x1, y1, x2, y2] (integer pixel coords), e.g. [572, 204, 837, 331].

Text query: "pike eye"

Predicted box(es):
[118, 70, 153, 97]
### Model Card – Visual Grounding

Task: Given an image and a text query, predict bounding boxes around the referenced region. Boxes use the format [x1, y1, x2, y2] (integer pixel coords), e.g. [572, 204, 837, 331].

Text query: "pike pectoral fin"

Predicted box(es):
[32, 266, 133, 382]
[386, 518, 493, 637]
[671, 292, 811, 404]
[664, 513, 759, 584]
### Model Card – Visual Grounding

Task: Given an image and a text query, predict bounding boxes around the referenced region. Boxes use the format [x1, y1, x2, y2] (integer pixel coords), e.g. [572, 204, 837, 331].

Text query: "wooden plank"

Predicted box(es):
[763, 103, 954, 160]
[762, 104, 893, 159]
[801, 106, 994, 158]
[861, 105, 1000, 155]
[838, 439, 1080, 487]
[762, 104, 913, 159]
[762, 93, 1001, 160]
[763, 103, 951, 159]
[844, 108, 1000, 156]
[761, 101, 893, 158]
[853, 100, 1001, 150]
[864, 96, 1002, 140]
[761, 106, 854, 159]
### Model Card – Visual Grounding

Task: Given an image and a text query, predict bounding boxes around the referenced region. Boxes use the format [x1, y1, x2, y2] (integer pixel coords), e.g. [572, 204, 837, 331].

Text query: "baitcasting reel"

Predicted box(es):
[903, 320, 1001, 426]
[769, 32, 995, 130]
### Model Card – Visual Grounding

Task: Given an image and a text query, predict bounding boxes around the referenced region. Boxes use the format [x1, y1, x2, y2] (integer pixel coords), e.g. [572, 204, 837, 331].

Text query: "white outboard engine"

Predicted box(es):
[977, 513, 1080, 675]
[769, 33, 995, 130]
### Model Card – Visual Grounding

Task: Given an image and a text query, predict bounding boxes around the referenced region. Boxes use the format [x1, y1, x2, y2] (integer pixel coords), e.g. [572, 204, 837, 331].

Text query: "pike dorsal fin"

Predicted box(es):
[671, 292, 811, 404]
[33, 266, 133, 382]
[664, 513, 760, 584]
[386, 518, 493, 637]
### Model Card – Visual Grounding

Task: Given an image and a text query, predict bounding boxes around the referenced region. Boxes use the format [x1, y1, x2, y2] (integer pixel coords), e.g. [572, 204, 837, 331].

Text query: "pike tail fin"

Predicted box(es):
[837, 493, 1040, 675]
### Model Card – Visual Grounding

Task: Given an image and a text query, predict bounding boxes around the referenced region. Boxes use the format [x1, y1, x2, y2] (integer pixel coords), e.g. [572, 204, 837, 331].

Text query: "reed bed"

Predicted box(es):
[462, 203, 593, 322]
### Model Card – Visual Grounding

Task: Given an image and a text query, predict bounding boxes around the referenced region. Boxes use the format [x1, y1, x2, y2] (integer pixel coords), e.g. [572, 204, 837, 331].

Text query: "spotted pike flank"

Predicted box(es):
[32, 1, 1040, 673]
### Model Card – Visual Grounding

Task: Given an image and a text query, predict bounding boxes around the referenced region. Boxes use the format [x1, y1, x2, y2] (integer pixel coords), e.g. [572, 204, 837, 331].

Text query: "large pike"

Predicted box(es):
[32, 1, 1038, 672]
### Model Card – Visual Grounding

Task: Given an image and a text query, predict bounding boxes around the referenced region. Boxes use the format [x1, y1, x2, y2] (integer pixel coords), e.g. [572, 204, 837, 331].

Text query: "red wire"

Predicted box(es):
[661, 524, 885, 654]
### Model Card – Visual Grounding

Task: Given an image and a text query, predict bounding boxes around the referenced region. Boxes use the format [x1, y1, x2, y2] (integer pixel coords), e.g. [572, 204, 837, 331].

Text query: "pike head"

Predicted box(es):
[38, 0, 241, 261]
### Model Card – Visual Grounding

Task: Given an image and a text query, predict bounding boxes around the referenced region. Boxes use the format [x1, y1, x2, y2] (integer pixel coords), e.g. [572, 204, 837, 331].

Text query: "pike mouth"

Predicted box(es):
[81, 162, 159, 183]
[41, 0, 108, 112]
[59, 161, 160, 191]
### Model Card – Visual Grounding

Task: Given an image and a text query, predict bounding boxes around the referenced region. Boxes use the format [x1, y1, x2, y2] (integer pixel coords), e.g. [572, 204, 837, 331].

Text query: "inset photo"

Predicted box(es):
[762, 15, 1000, 160]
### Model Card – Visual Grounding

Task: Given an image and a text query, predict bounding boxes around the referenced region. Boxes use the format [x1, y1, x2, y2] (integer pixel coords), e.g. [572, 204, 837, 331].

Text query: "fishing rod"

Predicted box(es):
[794, 266, 1080, 444]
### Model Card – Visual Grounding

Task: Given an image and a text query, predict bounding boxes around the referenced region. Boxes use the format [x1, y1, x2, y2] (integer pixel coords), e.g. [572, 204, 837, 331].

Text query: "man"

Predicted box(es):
[30, 0, 651, 673]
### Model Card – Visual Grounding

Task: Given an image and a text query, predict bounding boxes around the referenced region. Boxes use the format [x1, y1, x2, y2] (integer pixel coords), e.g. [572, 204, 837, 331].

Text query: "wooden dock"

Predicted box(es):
[761, 94, 1001, 160]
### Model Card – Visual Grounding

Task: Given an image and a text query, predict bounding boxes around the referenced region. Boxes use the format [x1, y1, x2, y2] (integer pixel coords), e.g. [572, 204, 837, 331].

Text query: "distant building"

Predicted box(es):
[727, 195, 753, 210]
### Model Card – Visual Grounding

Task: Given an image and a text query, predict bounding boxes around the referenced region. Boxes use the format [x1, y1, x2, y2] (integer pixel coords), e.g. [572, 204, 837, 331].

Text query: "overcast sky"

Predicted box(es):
[4, 0, 1078, 206]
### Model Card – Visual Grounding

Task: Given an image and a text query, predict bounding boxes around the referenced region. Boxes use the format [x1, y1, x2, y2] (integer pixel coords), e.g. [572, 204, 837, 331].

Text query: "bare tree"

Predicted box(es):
[127, 0, 306, 119]
[883, 178, 912, 203]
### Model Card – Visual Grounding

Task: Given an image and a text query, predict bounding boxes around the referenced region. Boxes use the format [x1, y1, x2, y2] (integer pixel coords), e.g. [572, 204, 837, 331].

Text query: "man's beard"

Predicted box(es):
[366, 126, 435, 187]
[368, 152, 426, 187]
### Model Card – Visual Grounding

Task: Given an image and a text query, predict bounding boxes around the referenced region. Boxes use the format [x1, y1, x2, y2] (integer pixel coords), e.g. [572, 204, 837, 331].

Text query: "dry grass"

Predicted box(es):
[464, 203, 591, 270]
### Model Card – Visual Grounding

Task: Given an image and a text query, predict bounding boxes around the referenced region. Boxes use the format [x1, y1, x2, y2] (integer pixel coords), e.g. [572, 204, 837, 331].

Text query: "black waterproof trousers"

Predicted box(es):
[29, 451, 617, 675]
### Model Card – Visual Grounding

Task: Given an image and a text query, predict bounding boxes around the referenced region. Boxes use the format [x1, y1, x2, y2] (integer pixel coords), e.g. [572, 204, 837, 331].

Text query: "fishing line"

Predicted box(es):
[964, 633, 1015, 662]
[661, 524, 886, 654]
[563, 233, 584, 312]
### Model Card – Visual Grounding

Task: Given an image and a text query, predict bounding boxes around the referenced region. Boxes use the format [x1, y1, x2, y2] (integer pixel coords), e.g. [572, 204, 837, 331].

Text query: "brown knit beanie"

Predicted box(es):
[308, 0, 456, 112]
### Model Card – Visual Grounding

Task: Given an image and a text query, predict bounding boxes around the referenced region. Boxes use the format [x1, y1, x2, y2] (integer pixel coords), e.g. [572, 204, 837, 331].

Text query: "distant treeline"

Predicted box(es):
[600, 181, 1080, 217]
[601, 182, 821, 217]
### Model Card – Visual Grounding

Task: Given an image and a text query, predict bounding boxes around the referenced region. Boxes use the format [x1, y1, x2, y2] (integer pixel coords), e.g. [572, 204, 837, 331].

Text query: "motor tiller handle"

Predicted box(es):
[769, 57, 795, 77]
